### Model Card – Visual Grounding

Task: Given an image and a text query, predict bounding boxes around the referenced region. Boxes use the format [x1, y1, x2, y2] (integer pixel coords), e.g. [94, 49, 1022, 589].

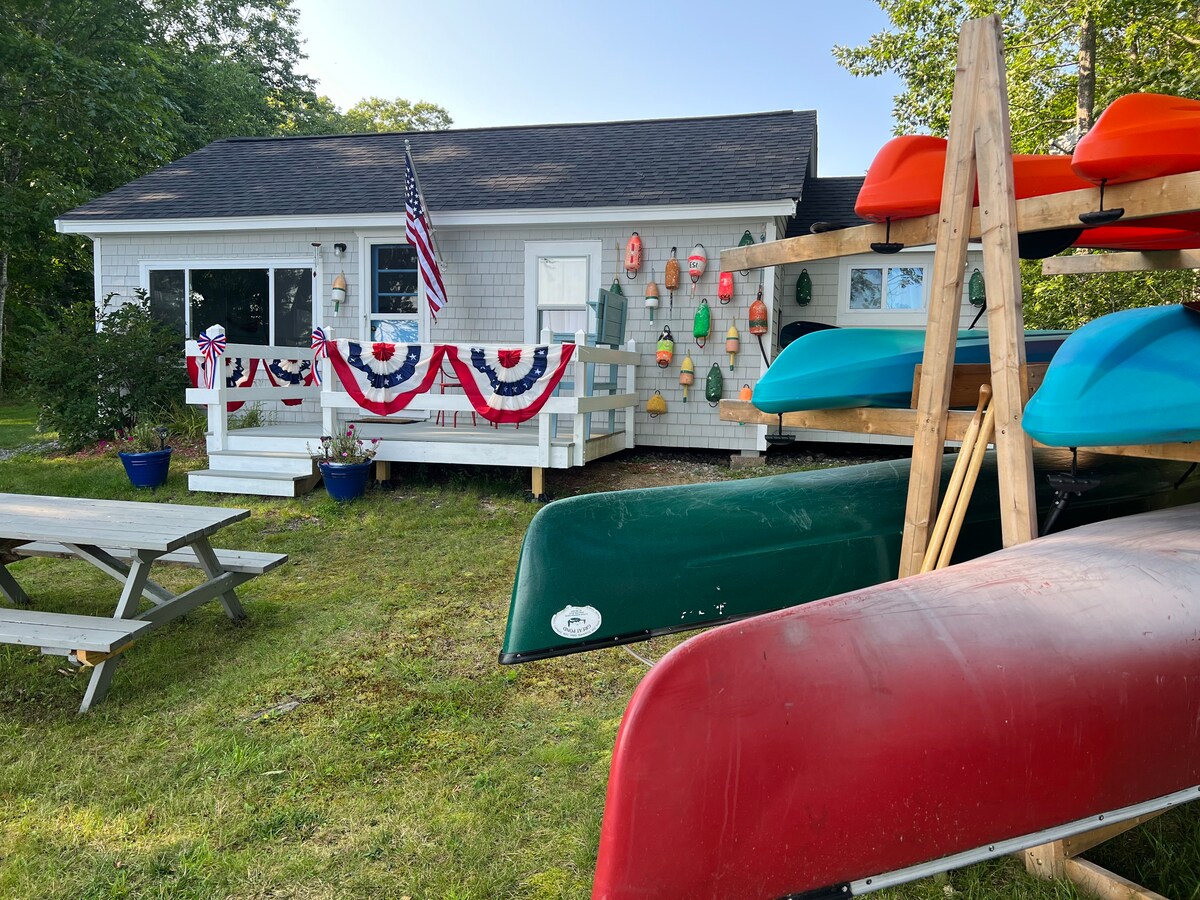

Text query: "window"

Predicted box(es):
[838, 253, 931, 326]
[371, 244, 421, 343]
[524, 240, 603, 341]
[144, 263, 313, 346]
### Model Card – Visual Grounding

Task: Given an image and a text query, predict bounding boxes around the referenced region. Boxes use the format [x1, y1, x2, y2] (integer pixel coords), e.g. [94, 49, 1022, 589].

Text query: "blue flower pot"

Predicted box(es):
[119, 448, 172, 490]
[319, 461, 372, 502]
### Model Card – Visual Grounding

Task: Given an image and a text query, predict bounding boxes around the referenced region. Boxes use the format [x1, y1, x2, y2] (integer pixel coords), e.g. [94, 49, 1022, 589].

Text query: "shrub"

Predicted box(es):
[25, 291, 187, 450]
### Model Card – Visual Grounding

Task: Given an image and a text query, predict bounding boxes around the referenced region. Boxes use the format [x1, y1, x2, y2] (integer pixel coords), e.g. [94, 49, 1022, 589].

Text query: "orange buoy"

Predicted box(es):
[718, 271, 734, 305]
[625, 232, 643, 279]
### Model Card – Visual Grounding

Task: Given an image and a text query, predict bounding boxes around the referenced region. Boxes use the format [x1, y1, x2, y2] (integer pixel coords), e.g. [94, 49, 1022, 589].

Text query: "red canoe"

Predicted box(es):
[854, 134, 1200, 255]
[592, 504, 1200, 899]
[1072, 92, 1200, 185]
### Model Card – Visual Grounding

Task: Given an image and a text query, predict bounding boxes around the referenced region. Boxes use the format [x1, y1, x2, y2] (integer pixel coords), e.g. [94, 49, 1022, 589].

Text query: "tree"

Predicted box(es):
[834, 0, 1200, 327]
[343, 97, 453, 133]
[0, 0, 324, 393]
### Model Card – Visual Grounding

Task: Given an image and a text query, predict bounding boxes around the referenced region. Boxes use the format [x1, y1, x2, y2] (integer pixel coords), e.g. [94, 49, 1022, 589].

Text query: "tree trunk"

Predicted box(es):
[0, 251, 7, 395]
[1076, 13, 1097, 135]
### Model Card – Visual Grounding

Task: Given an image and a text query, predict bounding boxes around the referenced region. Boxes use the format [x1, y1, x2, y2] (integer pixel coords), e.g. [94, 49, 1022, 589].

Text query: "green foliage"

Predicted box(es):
[121, 421, 170, 453]
[1024, 262, 1199, 329]
[24, 293, 187, 451]
[343, 97, 453, 133]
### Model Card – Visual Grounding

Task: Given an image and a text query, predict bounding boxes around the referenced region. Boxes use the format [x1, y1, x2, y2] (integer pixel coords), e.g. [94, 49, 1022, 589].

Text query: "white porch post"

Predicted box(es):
[624, 337, 637, 449]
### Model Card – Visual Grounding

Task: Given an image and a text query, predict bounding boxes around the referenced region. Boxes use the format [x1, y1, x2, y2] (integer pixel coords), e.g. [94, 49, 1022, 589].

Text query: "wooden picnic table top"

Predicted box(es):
[0, 493, 250, 553]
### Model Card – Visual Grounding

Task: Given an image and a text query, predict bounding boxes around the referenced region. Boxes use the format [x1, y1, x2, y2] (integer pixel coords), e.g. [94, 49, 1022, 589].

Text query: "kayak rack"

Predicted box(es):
[719, 13, 1200, 899]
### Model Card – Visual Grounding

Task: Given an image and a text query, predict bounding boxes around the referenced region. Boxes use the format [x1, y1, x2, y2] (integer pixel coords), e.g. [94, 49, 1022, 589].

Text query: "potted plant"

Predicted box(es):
[118, 423, 172, 489]
[311, 423, 380, 502]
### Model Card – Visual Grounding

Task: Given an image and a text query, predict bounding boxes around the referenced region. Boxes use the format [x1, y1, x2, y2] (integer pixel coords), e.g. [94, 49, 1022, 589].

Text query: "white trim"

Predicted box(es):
[523, 240, 603, 343]
[93, 238, 103, 309]
[357, 234, 429, 343]
[55, 199, 799, 236]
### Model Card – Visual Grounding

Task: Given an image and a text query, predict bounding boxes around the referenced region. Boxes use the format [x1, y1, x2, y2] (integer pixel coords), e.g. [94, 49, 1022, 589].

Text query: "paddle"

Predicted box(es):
[935, 399, 997, 570]
[920, 385, 991, 574]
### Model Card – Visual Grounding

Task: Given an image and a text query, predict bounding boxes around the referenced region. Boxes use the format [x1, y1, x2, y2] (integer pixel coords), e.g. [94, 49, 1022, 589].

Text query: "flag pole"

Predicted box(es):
[404, 139, 446, 270]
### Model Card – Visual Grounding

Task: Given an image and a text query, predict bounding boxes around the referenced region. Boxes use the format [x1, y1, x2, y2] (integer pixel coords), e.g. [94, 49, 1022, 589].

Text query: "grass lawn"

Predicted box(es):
[0, 399, 1196, 899]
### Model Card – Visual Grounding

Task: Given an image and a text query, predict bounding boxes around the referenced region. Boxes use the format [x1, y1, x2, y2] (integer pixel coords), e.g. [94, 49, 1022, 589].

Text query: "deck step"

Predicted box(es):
[188, 469, 317, 497]
[207, 449, 317, 476]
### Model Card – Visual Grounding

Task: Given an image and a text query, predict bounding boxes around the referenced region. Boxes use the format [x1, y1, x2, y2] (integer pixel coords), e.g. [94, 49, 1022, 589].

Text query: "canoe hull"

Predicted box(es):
[592, 504, 1200, 900]
[501, 449, 1200, 664]
[1023, 304, 1200, 446]
[751, 328, 1067, 414]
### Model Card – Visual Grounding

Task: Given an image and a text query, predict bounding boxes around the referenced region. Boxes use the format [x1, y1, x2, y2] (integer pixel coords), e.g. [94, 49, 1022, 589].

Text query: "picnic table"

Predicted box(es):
[0, 493, 287, 712]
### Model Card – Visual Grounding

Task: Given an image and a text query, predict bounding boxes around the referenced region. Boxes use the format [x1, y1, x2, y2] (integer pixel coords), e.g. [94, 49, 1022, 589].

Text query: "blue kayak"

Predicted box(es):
[753, 328, 1069, 412]
[1023, 304, 1200, 446]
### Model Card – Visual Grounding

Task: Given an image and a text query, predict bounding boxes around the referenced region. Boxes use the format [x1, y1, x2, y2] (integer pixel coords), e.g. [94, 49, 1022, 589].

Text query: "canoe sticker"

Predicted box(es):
[551, 605, 602, 639]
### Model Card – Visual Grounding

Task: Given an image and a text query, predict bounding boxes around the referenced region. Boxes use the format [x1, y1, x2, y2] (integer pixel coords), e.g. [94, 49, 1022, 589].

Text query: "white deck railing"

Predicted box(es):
[185, 330, 639, 467]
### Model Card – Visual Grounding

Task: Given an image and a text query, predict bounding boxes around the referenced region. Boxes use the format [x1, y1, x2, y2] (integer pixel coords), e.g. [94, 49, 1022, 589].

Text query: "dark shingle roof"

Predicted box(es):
[60, 111, 816, 222]
[787, 175, 868, 238]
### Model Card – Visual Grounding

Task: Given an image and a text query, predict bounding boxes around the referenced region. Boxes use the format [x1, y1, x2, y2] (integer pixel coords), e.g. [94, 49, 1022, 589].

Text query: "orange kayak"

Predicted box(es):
[1072, 93, 1200, 185]
[854, 132, 1200, 255]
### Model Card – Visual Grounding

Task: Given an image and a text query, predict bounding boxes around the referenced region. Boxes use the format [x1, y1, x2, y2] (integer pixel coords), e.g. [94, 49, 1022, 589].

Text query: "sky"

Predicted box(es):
[291, 0, 904, 177]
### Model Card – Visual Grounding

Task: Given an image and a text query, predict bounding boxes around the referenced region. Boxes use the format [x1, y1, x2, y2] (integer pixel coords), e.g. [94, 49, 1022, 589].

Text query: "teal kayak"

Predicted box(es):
[500, 449, 1200, 664]
[1024, 304, 1200, 446]
[753, 328, 1069, 412]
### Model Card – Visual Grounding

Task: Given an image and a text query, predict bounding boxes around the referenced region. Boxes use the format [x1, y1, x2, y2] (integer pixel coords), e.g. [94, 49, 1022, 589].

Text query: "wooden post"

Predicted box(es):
[531, 467, 545, 499]
[972, 18, 1038, 547]
[897, 19, 987, 577]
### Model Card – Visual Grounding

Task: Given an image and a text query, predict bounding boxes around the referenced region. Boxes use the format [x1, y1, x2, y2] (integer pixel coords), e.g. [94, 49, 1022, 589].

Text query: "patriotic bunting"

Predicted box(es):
[444, 343, 575, 424]
[325, 340, 447, 416]
[263, 358, 314, 406]
[186, 356, 258, 413]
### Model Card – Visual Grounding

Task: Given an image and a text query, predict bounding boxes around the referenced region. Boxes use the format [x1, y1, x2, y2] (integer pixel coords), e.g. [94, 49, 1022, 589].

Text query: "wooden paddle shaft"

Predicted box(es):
[920, 386, 992, 574]
[937, 403, 998, 570]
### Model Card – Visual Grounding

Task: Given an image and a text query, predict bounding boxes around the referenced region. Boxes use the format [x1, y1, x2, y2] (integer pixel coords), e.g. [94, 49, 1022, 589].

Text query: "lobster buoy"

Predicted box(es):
[608, 276, 623, 296]
[645, 267, 660, 321]
[664, 247, 681, 302]
[705, 363, 723, 407]
[738, 383, 752, 401]
[687, 243, 707, 294]
[679, 354, 695, 402]
[693, 298, 711, 348]
[717, 271, 734, 305]
[969, 268, 986, 307]
[646, 389, 667, 417]
[748, 289, 769, 335]
[725, 324, 739, 370]
[656, 325, 675, 368]
[795, 267, 812, 306]
[625, 232, 642, 279]
[737, 230, 755, 276]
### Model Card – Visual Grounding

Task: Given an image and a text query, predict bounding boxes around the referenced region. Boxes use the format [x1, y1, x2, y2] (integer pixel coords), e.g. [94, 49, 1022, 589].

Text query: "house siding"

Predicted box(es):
[96, 219, 785, 452]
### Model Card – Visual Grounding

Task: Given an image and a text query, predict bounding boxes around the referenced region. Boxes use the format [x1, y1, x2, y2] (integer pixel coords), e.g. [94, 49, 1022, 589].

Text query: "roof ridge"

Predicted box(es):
[222, 110, 816, 144]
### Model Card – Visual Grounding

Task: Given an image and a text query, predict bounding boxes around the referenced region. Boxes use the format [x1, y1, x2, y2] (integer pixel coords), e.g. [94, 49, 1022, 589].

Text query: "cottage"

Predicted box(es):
[56, 111, 984, 496]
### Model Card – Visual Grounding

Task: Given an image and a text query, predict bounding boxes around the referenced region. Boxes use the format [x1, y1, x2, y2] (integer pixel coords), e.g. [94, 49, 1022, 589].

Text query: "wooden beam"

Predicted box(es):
[1043, 248, 1200, 275]
[1061, 859, 1171, 900]
[897, 18, 988, 578]
[973, 18, 1038, 551]
[718, 400, 976, 441]
[912, 363, 1048, 408]
[721, 169, 1200, 271]
[1061, 811, 1165, 858]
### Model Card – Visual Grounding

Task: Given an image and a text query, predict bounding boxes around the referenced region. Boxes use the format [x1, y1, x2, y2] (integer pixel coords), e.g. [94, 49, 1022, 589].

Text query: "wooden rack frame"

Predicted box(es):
[718, 14, 1197, 899]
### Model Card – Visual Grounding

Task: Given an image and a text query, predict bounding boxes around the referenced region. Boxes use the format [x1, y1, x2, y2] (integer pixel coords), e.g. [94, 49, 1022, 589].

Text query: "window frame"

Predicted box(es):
[836, 251, 933, 327]
[523, 240, 603, 342]
[140, 258, 316, 346]
[367, 241, 422, 343]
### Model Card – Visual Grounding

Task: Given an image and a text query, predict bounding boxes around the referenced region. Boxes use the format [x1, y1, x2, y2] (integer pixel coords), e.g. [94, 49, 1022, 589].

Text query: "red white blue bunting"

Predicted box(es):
[326, 340, 446, 416]
[263, 358, 314, 407]
[186, 356, 258, 413]
[311, 328, 330, 386]
[444, 344, 575, 424]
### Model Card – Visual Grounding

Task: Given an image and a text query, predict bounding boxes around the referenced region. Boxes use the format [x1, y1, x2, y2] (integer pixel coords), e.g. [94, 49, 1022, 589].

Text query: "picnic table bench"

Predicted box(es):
[0, 493, 287, 712]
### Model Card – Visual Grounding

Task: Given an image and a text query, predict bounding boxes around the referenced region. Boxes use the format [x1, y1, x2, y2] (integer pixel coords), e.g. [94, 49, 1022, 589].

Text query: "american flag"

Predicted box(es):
[405, 147, 447, 321]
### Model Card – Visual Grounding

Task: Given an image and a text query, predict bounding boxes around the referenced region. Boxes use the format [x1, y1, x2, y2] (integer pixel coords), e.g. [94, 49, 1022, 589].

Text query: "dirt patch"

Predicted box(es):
[551, 443, 909, 496]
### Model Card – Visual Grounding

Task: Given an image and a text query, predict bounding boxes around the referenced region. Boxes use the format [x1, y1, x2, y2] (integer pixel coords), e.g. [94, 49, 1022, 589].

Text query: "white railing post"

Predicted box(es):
[211, 341, 229, 451]
[540, 327, 553, 345]
[320, 328, 336, 439]
[572, 329, 588, 465]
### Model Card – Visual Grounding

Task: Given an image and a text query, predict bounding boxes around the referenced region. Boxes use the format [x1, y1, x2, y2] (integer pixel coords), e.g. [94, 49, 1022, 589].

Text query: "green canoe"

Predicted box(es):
[500, 449, 1200, 664]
